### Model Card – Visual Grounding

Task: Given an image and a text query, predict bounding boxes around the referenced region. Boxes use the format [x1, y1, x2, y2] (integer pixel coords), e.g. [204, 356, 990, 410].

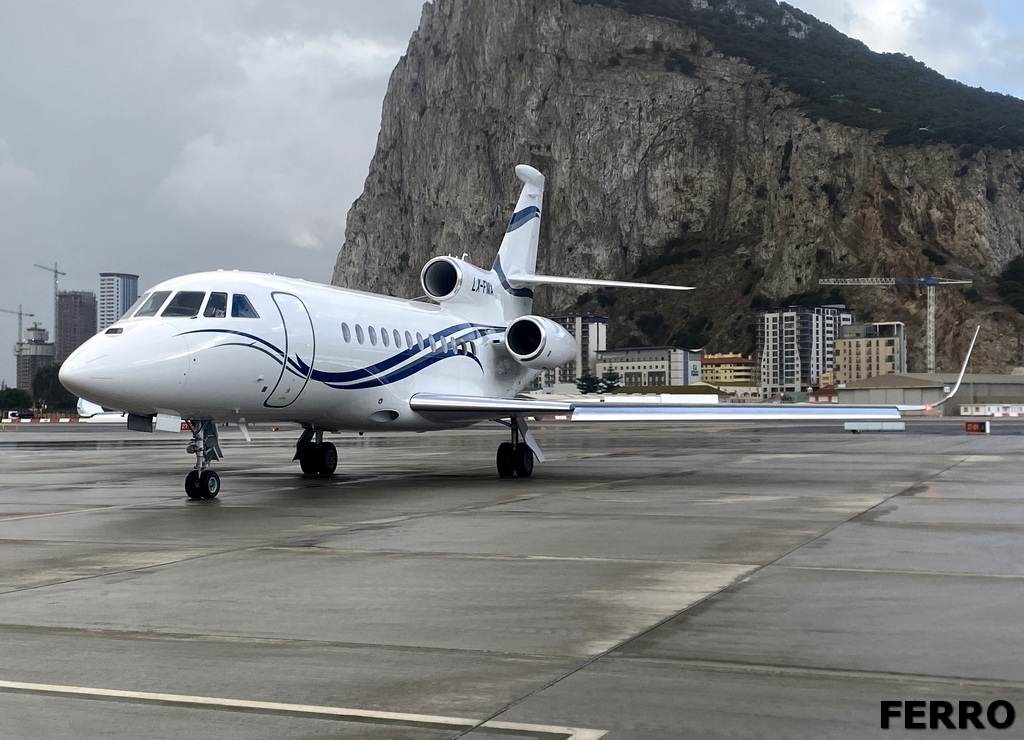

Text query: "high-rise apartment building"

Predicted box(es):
[56, 291, 98, 363]
[832, 322, 907, 384]
[98, 273, 139, 331]
[757, 305, 854, 397]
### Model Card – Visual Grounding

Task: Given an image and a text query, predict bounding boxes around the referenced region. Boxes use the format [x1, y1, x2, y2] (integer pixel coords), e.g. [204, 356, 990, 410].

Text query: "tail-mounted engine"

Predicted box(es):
[504, 316, 577, 370]
[421, 257, 498, 307]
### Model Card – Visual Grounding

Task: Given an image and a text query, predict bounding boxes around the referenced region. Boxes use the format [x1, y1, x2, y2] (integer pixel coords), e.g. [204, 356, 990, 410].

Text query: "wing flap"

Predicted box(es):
[410, 393, 573, 423]
[570, 404, 903, 422]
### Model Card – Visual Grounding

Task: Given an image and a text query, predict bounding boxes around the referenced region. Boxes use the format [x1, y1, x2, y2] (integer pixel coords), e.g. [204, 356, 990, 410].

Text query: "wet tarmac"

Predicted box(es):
[1, 419, 1022, 738]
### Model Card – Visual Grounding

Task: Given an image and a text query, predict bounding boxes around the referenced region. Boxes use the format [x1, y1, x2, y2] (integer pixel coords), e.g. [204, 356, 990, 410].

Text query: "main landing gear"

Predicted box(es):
[496, 417, 534, 479]
[185, 420, 223, 500]
[294, 428, 338, 476]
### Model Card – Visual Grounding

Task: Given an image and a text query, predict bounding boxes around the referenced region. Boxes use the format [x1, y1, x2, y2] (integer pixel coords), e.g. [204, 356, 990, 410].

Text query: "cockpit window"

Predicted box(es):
[162, 291, 206, 318]
[123, 293, 150, 320]
[133, 291, 172, 318]
[231, 294, 259, 319]
[204, 292, 228, 318]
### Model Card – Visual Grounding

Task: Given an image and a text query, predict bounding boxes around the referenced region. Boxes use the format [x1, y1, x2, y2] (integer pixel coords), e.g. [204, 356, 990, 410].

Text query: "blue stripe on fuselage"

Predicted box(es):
[178, 322, 503, 389]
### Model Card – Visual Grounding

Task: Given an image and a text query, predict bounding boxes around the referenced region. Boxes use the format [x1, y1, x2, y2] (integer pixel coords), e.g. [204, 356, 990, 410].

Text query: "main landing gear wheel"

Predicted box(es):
[495, 418, 536, 479]
[295, 431, 338, 477]
[317, 442, 338, 475]
[514, 444, 534, 478]
[496, 442, 515, 478]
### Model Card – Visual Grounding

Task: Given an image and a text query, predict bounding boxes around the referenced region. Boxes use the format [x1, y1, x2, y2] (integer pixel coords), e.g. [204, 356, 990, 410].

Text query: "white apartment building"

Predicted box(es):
[98, 273, 139, 331]
[757, 305, 854, 397]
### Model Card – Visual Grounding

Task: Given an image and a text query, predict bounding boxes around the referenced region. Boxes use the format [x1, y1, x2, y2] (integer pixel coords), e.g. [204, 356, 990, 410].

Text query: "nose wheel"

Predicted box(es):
[184, 420, 223, 499]
[185, 469, 221, 500]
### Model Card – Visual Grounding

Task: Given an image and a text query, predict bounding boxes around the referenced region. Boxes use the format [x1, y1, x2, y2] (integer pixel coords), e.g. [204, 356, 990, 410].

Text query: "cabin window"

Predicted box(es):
[355, 324, 364, 344]
[368, 326, 377, 346]
[381, 327, 389, 347]
[231, 294, 260, 319]
[393, 329, 401, 348]
[404, 331, 413, 349]
[162, 291, 206, 318]
[469, 341, 477, 355]
[429, 334, 437, 353]
[204, 292, 228, 318]
[134, 291, 172, 318]
[417, 332, 425, 350]
[341, 323, 351, 343]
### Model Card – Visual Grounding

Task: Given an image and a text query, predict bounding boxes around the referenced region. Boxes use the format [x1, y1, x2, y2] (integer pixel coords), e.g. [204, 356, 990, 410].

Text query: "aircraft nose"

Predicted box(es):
[60, 323, 191, 413]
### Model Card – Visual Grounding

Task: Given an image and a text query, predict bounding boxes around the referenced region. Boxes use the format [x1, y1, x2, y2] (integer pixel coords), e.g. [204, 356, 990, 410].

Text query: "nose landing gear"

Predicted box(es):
[185, 420, 223, 499]
[294, 428, 338, 476]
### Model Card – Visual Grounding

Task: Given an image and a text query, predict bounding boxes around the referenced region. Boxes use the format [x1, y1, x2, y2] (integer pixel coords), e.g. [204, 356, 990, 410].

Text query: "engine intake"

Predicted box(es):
[420, 256, 497, 305]
[505, 316, 577, 370]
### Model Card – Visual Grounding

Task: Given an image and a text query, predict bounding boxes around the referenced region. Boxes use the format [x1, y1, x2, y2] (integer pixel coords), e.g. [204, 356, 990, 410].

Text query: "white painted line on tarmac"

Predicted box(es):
[0, 679, 607, 739]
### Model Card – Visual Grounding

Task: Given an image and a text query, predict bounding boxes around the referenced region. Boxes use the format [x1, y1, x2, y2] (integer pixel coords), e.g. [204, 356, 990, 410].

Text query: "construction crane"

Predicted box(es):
[34, 262, 66, 345]
[819, 277, 972, 374]
[0, 305, 35, 342]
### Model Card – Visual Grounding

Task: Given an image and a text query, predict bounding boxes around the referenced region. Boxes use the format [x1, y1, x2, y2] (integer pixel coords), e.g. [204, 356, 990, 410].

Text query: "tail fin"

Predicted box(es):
[493, 164, 545, 319]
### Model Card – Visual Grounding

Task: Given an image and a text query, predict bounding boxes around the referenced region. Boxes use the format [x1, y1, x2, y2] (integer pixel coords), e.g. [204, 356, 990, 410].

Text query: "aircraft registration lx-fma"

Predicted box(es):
[59, 164, 977, 500]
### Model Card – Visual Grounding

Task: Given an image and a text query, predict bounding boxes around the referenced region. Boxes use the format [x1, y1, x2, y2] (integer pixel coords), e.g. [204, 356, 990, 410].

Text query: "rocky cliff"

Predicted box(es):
[333, 0, 1024, 372]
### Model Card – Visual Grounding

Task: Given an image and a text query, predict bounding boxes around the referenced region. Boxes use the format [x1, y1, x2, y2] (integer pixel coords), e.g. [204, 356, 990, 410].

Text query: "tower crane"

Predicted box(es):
[0, 305, 35, 343]
[819, 277, 972, 374]
[34, 262, 66, 346]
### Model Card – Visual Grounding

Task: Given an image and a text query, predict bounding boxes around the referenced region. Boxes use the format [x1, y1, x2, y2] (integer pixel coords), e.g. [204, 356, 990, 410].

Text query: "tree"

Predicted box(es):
[599, 371, 622, 393]
[576, 374, 603, 394]
[0, 387, 33, 413]
[31, 364, 78, 412]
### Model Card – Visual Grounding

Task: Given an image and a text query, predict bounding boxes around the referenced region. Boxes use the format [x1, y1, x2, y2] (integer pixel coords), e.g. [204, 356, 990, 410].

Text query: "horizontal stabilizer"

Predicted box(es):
[504, 273, 693, 291]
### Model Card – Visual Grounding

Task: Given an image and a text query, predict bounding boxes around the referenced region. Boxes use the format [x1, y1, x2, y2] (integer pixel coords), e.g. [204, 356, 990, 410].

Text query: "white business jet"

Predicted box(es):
[60, 164, 976, 500]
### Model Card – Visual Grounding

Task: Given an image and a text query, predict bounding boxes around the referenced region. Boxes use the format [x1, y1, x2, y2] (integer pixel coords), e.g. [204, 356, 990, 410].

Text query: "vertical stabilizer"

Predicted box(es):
[492, 164, 544, 319]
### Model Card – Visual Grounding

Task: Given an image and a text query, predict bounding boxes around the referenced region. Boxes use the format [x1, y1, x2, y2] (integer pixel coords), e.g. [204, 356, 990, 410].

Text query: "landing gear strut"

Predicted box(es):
[294, 428, 338, 476]
[496, 417, 534, 479]
[184, 420, 223, 500]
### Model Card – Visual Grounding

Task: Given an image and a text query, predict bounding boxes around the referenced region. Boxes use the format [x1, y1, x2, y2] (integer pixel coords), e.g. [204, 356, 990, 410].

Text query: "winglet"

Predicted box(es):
[899, 325, 981, 412]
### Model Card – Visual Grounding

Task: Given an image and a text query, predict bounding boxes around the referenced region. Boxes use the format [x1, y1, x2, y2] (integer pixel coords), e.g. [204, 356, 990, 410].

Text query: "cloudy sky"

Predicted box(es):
[1, 0, 1022, 387]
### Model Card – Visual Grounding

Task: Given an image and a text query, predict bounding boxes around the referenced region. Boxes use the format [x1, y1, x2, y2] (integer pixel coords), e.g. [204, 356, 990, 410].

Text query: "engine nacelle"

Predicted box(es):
[420, 256, 498, 305]
[504, 316, 578, 370]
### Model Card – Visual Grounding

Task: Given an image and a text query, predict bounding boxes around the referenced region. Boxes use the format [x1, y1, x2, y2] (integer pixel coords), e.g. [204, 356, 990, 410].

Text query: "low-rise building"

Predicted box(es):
[596, 346, 702, 388]
[702, 353, 755, 385]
